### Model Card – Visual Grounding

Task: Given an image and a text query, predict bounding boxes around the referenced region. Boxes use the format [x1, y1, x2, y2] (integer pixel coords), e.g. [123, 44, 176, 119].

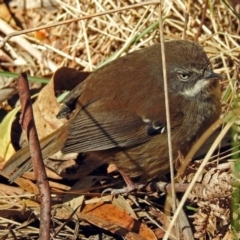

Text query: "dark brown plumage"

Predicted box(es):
[2, 40, 222, 181]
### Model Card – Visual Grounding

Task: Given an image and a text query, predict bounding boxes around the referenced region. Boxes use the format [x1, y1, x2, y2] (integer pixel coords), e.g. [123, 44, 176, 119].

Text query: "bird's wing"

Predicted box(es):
[62, 99, 157, 153]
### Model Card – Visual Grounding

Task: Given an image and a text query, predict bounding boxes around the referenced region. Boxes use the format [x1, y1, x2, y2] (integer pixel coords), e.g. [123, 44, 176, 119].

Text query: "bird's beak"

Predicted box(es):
[204, 70, 224, 80]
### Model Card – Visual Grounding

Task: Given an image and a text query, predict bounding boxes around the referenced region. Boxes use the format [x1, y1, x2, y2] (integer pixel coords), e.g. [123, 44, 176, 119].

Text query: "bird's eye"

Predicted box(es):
[178, 72, 191, 81]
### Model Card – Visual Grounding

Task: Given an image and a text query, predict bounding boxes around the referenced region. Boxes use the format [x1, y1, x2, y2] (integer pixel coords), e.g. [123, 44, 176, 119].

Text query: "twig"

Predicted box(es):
[17, 73, 51, 240]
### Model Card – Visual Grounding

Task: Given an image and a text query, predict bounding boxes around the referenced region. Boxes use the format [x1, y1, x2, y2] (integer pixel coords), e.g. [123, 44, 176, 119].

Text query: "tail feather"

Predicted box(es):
[1, 124, 69, 181]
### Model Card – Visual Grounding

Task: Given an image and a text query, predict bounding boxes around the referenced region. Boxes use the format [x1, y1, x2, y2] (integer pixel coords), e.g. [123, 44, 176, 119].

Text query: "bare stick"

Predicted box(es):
[17, 73, 51, 240]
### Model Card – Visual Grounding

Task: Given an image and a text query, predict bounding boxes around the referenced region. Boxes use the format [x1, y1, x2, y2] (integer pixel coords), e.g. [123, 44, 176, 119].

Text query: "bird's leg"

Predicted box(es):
[102, 169, 146, 195]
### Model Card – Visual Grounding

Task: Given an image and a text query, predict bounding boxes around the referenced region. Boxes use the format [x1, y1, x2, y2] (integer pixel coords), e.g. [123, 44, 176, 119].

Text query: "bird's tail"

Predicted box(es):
[1, 124, 69, 182]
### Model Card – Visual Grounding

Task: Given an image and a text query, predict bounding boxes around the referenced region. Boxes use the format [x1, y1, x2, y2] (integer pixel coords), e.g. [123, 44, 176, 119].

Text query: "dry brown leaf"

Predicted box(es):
[14, 177, 39, 194]
[78, 212, 148, 240]
[48, 180, 71, 191]
[112, 195, 138, 220]
[63, 194, 85, 210]
[82, 201, 157, 239]
[21, 166, 63, 180]
[27, 75, 64, 142]
[0, 183, 26, 196]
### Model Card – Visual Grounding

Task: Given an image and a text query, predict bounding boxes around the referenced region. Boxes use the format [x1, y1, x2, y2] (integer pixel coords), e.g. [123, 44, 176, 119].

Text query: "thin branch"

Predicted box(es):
[17, 73, 51, 240]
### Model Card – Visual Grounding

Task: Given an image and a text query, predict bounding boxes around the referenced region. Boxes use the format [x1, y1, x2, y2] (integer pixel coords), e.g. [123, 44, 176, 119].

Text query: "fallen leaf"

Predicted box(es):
[82, 201, 157, 240]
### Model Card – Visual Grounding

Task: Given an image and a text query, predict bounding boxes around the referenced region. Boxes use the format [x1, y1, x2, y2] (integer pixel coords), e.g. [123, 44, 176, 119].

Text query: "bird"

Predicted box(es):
[2, 40, 222, 182]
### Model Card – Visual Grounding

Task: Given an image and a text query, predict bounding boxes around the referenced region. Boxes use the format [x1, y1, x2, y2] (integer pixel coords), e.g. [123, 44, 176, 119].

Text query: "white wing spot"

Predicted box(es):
[142, 117, 151, 123]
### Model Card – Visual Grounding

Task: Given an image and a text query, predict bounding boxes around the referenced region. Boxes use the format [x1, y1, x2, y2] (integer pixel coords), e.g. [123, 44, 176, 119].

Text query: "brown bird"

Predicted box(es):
[2, 40, 222, 182]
